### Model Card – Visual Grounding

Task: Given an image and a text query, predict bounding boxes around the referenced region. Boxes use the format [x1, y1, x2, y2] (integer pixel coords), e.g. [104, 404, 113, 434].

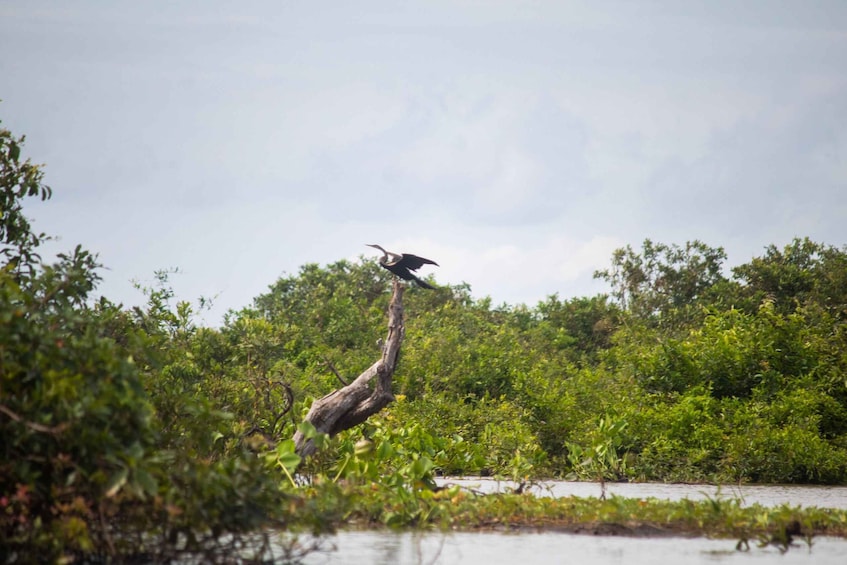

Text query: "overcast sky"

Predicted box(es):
[2, 1, 846, 324]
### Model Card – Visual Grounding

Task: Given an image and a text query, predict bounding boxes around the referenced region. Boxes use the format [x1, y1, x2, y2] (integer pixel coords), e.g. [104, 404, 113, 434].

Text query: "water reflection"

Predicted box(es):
[292, 530, 847, 565]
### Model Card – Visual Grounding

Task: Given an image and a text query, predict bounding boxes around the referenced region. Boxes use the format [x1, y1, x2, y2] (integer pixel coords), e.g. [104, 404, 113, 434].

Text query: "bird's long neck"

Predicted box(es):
[370, 244, 401, 264]
[373, 245, 390, 263]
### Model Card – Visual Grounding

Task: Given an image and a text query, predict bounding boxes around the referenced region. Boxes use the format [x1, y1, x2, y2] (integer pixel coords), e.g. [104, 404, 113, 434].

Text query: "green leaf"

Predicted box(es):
[134, 468, 158, 497]
[376, 440, 394, 459]
[297, 420, 319, 439]
[277, 452, 301, 472]
[383, 511, 403, 527]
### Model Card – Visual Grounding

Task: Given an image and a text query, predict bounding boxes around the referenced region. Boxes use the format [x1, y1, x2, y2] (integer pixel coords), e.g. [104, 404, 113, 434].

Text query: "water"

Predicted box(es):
[291, 531, 845, 565]
[276, 480, 847, 564]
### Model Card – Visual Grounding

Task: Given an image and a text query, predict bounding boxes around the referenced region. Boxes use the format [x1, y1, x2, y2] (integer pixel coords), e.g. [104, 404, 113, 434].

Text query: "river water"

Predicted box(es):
[282, 480, 847, 565]
[293, 531, 845, 565]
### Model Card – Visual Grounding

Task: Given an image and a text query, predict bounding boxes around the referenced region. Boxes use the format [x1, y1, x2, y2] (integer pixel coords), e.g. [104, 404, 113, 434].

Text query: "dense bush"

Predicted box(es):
[224, 234, 847, 485]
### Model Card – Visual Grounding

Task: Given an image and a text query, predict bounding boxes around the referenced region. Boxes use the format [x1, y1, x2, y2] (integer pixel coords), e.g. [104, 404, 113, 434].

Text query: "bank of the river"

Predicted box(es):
[253, 478, 847, 565]
[300, 479, 847, 546]
[437, 477, 847, 509]
[271, 481, 847, 565]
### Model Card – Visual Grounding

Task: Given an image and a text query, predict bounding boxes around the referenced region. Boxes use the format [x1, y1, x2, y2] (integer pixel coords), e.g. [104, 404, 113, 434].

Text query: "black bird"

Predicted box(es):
[366, 244, 439, 289]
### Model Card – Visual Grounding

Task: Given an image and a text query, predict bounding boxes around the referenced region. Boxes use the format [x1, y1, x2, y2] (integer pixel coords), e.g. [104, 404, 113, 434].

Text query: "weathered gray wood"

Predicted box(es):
[293, 279, 405, 458]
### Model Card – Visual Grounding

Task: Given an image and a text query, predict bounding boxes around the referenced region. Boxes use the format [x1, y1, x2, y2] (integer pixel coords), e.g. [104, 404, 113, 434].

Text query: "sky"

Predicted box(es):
[1, 1, 846, 325]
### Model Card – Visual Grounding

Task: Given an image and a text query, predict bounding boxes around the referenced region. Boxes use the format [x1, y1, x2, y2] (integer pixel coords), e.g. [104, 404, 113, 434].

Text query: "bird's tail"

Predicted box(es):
[413, 276, 436, 290]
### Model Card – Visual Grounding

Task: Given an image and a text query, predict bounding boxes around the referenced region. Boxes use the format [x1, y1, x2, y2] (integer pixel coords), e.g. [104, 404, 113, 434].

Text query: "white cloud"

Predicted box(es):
[473, 148, 542, 218]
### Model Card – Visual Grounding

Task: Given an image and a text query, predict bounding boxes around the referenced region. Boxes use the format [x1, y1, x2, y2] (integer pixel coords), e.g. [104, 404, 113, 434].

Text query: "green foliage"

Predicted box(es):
[532, 294, 620, 364]
[0, 251, 159, 558]
[1, 123, 157, 560]
[618, 300, 844, 400]
[732, 237, 847, 319]
[247, 260, 389, 374]
[595, 239, 727, 331]
[566, 415, 631, 481]
[1, 122, 52, 272]
[382, 393, 547, 478]
[627, 387, 725, 481]
[402, 302, 526, 399]
[719, 388, 847, 484]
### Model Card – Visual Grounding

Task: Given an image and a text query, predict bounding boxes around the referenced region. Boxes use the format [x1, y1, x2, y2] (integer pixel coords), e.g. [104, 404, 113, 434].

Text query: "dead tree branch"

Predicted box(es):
[293, 279, 405, 458]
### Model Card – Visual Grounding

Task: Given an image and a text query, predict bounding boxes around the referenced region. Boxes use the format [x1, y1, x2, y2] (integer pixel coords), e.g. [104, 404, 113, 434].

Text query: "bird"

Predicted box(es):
[366, 244, 439, 289]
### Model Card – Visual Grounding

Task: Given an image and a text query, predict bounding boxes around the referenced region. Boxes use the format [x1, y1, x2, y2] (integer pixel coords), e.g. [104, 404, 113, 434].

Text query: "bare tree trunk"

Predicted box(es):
[293, 279, 405, 458]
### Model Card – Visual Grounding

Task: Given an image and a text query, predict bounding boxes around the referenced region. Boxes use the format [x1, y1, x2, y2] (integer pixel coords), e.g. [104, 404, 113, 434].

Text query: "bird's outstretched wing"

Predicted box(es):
[398, 254, 439, 271]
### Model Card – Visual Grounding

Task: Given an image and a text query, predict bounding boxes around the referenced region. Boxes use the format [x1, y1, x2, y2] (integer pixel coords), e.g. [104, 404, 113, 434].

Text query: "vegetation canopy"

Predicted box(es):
[3, 118, 847, 562]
